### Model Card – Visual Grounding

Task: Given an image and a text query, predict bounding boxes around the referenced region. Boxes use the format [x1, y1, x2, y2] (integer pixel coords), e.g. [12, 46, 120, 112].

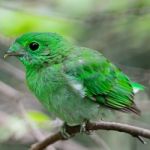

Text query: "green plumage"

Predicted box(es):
[6, 32, 140, 125]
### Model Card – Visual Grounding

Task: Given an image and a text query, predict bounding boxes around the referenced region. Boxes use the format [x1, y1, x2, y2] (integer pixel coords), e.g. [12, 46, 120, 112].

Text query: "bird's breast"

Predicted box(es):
[26, 66, 65, 102]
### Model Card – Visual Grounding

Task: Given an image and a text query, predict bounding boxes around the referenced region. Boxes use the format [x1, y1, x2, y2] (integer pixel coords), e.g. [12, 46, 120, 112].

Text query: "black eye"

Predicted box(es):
[29, 42, 39, 51]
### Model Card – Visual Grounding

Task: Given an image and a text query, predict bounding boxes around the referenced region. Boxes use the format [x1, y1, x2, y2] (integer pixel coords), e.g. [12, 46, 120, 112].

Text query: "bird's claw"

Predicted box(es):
[80, 120, 92, 135]
[80, 122, 86, 133]
[60, 123, 72, 139]
[61, 121, 91, 139]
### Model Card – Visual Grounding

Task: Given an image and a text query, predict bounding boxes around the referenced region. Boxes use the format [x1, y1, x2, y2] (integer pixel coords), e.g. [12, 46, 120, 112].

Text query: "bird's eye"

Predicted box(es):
[29, 42, 39, 51]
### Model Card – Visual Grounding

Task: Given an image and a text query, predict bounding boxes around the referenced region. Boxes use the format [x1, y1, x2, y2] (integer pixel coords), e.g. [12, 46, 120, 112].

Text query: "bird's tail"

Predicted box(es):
[120, 102, 141, 116]
[131, 82, 145, 94]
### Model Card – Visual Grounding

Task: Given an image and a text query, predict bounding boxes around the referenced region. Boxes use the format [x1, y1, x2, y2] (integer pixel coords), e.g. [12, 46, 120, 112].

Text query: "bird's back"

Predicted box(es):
[63, 47, 140, 115]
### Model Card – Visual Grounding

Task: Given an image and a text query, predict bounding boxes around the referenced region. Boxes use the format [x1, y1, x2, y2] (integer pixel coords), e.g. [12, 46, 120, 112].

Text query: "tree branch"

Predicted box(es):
[30, 121, 150, 150]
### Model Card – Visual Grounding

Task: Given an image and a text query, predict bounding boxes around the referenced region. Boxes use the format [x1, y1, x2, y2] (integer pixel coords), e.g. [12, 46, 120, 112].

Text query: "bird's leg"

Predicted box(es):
[60, 122, 72, 139]
[80, 119, 91, 135]
[61, 120, 91, 139]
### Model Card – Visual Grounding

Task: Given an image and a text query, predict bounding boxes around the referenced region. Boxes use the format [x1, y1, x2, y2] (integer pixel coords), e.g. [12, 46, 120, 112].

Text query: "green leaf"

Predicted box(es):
[27, 110, 50, 124]
[0, 9, 76, 37]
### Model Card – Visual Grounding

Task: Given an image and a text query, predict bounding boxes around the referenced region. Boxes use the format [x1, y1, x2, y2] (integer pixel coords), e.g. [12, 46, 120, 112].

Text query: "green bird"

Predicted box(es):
[5, 32, 141, 127]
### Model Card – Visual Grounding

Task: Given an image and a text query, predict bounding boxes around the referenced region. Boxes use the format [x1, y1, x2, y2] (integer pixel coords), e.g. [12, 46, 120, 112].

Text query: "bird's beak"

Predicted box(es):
[4, 52, 24, 59]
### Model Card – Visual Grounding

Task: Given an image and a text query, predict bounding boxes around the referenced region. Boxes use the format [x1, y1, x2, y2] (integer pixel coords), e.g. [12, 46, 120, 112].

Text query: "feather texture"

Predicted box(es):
[7, 32, 141, 125]
[63, 47, 140, 115]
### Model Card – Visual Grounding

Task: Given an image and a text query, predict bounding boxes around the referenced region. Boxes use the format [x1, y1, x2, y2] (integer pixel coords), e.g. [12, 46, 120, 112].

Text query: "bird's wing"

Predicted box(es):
[63, 47, 140, 115]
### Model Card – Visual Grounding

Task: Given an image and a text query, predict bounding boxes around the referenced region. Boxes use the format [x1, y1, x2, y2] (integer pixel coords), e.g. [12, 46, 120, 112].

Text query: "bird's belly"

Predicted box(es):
[26, 69, 101, 125]
[45, 86, 101, 125]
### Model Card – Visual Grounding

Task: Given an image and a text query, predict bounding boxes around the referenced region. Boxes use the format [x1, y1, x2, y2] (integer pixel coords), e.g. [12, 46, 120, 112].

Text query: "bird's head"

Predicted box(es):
[4, 32, 72, 68]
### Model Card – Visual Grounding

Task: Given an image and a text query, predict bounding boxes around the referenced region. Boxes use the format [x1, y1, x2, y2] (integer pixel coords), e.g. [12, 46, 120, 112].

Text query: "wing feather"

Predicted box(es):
[63, 47, 140, 115]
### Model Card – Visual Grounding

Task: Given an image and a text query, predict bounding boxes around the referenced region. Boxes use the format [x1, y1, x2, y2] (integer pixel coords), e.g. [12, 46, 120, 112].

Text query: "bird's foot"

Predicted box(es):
[80, 120, 91, 135]
[60, 120, 92, 139]
[80, 121, 87, 133]
[60, 122, 72, 139]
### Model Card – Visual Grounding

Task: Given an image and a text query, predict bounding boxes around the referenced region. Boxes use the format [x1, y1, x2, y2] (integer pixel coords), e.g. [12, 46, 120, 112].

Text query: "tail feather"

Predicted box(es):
[120, 103, 141, 115]
[103, 101, 141, 116]
[131, 82, 145, 94]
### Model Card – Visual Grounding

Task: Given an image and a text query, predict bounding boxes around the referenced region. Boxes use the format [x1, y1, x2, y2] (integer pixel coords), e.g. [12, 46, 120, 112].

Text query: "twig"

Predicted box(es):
[136, 136, 147, 144]
[18, 101, 56, 150]
[0, 81, 55, 150]
[30, 121, 150, 150]
[0, 59, 25, 81]
[18, 101, 45, 141]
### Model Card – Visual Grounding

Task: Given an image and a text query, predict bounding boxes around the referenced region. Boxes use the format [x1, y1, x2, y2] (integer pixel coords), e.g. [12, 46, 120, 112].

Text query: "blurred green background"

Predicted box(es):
[0, 0, 150, 150]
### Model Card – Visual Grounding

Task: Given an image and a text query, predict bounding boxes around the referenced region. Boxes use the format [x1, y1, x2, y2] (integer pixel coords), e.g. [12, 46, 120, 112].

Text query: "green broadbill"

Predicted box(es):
[5, 32, 141, 126]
